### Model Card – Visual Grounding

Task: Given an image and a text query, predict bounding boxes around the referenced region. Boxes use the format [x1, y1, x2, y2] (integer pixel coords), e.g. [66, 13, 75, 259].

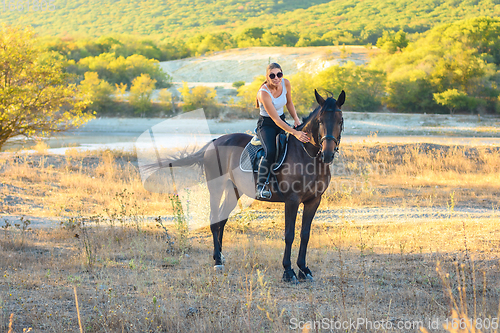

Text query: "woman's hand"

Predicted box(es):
[293, 118, 302, 128]
[293, 129, 310, 143]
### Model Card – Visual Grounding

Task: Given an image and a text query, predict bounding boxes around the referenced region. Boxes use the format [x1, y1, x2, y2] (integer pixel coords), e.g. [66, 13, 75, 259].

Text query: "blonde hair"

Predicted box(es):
[255, 63, 283, 108]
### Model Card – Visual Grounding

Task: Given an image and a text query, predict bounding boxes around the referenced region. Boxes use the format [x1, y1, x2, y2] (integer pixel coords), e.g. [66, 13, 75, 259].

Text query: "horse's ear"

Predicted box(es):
[336, 90, 346, 109]
[315, 89, 325, 107]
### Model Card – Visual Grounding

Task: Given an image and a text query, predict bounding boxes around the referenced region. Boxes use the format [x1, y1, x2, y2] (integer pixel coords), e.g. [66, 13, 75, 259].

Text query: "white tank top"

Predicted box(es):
[258, 78, 287, 117]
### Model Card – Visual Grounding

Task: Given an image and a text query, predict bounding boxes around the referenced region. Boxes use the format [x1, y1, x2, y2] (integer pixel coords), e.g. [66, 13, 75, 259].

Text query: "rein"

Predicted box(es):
[301, 141, 322, 159]
[300, 133, 341, 160]
[300, 112, 343, 161]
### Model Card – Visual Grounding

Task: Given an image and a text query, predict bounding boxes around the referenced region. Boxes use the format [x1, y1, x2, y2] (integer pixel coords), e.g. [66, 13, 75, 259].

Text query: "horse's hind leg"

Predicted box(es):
[282, 198, 300, 283]
[210, 180, 240, 267]
[209, 176, 226, 266]
[297, 196, 321, 281]
[218, 182, 241, 254]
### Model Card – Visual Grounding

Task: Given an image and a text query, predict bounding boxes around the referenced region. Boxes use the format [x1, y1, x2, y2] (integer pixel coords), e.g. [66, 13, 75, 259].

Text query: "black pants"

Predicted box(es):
[256, 114, 286, 185]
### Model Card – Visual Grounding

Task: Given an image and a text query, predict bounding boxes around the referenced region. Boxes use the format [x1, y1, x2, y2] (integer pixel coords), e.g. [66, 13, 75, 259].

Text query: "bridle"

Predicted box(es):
[302, 110, 344, 161]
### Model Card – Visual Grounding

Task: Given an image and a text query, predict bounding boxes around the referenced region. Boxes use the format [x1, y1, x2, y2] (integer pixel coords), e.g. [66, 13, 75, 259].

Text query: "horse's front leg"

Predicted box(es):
[282, 197, 300, 283]
[297, 196, 321, 281]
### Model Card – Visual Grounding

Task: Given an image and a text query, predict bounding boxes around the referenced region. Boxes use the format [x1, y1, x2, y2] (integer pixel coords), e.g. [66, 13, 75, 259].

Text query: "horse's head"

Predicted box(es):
[313, 90, 345, 164]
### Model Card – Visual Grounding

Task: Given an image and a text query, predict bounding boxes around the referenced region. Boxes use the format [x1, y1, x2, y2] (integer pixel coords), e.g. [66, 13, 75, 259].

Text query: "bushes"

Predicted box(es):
[129, 74, 157, 115]
[79, 72, 114, 113]
[178, 82, 219, 118]
[77, 53, 172, 88]
[371, 17, 500, 114]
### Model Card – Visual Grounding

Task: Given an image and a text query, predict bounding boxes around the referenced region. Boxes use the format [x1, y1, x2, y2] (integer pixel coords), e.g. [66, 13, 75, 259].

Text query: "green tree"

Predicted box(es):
[129, 74, 156, 115]
[114, 83, 128, 102]
[78, 53, 171, 88]
[0, 25, 92, 150]
[376, 30, 409, 54]
[433, 89, 484, 114]
[179, 82, 219, 117]
[289, 72, 317, 116]
[79, 72, 114, 113]
[186, 32, 234, 56]
[236, 76, 266, 114]
[316, 62, 385, 111]
[157, 88, 174, 113]
[371, 17, 500, 113]
[234, 27, 265, 47]
[384, 70, 437, 113]
[232, 81, 245, 89]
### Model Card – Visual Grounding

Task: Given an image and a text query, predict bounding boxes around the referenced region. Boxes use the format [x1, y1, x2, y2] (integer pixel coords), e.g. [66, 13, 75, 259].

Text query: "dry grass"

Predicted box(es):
[1, 217, 500, 332]
[3, 142, 499, 216]
[1, 142, 500, 332]
[0, 149, 172, 218]
[319, 143, 500, 209]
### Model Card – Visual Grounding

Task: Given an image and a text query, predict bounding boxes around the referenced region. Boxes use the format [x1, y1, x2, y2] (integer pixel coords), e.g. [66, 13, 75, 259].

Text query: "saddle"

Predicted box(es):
[239, 132, 289, 173]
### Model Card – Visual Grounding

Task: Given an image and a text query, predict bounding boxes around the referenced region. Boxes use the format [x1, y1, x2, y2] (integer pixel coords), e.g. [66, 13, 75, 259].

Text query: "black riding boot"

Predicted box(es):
[256, 158, 272, 199]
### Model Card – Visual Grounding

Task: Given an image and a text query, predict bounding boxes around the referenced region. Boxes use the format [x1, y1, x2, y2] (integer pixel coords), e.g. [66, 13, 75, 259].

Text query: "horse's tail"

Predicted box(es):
[140, 139, 215, 176]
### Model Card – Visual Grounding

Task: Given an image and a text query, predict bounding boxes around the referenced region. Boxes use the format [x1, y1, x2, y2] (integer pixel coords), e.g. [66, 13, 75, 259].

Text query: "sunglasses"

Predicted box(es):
[269, 72, 283, 79]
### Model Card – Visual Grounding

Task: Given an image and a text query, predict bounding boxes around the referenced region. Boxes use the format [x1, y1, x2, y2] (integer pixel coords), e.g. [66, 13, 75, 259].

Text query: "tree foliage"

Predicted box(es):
[76, 53, 171, 89]
[434, 89, 485, 114]
[157, 89, 174, 113]
[129, 74, 156, 115]
[0, 25, 92, 150]
[179, 83, 219, 117]
[5, 0, 500, 55]
[79, 72, 114, 113]
[371, 17, 500, 113]
[376, 31, 409, 54]
[237, 63, 385, 116]
[237, 76, 266, 113]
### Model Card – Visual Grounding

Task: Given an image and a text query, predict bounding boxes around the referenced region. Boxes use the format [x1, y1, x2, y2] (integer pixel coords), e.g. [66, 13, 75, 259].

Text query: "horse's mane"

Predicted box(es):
[296, 97, 338, 132]
[295, 106, 320, 132]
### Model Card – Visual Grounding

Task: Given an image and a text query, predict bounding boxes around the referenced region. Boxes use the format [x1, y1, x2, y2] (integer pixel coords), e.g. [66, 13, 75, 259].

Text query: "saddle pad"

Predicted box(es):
[239, 138, 288, 173]
[239, 141, 260, 172]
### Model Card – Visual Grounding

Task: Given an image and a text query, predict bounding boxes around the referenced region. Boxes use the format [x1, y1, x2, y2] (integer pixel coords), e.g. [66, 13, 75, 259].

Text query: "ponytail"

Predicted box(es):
[255, 80, 268, 108]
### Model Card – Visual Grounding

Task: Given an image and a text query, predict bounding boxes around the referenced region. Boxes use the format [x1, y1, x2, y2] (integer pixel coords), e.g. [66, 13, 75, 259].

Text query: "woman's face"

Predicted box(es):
[267, 68, 283, 87]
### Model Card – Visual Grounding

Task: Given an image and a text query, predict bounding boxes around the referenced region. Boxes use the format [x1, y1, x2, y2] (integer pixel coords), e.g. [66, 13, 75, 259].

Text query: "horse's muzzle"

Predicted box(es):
[321, 147, 338, 164]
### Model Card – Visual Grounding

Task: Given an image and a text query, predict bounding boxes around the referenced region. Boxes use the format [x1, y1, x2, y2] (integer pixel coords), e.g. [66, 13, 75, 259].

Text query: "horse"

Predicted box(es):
[147, 90, 345, 283]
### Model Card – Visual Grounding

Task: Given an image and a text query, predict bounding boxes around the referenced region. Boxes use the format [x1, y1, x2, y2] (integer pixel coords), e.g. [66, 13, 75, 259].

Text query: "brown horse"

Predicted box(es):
[148, 90, 345, 283]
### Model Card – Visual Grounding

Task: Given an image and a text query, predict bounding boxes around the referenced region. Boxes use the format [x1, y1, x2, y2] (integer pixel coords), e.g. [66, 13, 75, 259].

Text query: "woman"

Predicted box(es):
[255, 63, 310, 199]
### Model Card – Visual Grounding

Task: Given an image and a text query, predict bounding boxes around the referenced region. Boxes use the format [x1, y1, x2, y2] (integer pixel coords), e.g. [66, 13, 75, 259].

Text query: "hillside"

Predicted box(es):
[159, 45, 374, 102]
[161, 46, 372, 83]
[2, 0, 499, 45]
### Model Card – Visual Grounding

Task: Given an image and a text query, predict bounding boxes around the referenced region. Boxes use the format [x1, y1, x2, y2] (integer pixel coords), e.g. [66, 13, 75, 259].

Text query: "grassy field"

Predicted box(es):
[1, 142, 500, 332]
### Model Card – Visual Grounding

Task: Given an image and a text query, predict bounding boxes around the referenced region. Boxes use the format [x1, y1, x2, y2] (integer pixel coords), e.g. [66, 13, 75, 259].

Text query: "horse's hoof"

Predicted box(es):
[220, 253, 226, 265]
[282, 269, 299, 284]
[214, 265, 225, 273]
[298, 267, 314, 282]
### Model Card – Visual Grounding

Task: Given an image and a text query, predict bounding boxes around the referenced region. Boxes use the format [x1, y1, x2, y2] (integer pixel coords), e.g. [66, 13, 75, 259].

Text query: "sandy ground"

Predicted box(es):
[1, 206, 498, 229]
[158, 46, 374, 102]
[5, 111, 499, 153]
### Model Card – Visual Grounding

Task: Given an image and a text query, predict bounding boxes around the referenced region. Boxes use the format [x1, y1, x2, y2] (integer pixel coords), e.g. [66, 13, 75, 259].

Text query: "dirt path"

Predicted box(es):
[2, 206, 497, 229]
[6, 111, 498, 153]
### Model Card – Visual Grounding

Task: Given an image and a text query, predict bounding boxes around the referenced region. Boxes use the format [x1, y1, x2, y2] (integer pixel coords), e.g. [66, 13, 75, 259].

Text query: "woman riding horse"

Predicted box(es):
[255, 63, 310, 199]
[143, 88, 345, 283]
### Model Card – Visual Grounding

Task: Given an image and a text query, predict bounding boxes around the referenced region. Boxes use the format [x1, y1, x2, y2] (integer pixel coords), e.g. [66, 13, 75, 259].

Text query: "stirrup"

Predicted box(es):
[256, 182, 272, 199]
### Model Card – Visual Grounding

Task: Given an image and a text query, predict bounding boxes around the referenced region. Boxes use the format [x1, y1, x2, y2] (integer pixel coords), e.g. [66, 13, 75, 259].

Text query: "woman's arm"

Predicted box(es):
[258, 90, 309, 143]
[284, 79, 301, 127]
